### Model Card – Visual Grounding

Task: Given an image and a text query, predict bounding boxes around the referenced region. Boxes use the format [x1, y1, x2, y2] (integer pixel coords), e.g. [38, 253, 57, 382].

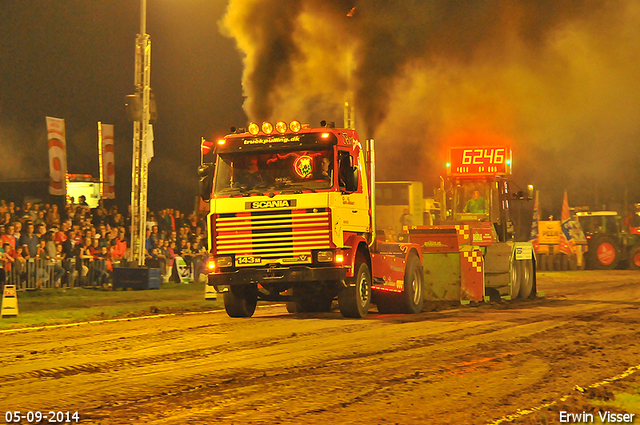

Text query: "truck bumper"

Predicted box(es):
[208, 266, 347, 288]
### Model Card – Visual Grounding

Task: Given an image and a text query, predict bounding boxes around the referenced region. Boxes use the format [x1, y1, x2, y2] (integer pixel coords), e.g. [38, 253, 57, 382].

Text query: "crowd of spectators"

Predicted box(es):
[0, 197, 209, 288]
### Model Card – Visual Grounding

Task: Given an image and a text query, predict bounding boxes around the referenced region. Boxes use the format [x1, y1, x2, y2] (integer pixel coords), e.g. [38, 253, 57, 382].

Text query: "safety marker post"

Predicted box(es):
[1, 285, 19, 318]
[205, 283, 217, 301]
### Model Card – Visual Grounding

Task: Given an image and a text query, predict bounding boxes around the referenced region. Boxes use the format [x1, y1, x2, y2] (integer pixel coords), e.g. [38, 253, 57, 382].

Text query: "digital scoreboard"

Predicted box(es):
[447, 146, 512, 176]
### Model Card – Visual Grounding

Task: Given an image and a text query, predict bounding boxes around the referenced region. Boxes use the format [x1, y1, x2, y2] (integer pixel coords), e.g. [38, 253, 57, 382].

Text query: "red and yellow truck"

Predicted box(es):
[200, 121, 431, 318]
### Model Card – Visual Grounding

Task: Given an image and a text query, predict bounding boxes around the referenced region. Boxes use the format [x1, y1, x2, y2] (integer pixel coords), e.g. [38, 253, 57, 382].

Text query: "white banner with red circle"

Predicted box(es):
[45, 116, 68, 196]
[101, 124, 116, 199]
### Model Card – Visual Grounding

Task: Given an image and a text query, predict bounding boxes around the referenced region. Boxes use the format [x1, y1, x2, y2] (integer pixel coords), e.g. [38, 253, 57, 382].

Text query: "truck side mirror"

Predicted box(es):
[198, 162, 215, 202]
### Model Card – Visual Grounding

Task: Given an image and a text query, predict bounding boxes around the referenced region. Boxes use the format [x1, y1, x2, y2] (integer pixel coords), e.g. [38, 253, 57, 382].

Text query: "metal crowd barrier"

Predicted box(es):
[2, 254, 209, 291]
[6, 257, 112, 290]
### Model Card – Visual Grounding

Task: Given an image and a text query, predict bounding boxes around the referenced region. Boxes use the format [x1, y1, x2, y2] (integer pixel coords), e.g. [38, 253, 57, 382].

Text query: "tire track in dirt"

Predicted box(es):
[78, 314, 584, 424]
[3, 272, 640, 424]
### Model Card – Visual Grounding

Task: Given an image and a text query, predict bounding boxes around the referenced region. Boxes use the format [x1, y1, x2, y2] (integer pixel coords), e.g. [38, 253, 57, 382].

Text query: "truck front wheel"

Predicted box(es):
[224, 284, 258, 318]
[339, 262, 371, 318]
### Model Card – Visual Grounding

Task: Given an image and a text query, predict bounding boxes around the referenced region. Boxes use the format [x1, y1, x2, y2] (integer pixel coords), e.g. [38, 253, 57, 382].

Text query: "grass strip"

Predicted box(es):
[0, 281, 222, 330]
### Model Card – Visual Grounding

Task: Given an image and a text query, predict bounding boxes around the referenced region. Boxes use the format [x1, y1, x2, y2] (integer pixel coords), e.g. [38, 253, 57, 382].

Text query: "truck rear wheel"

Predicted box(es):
[376, 254, 423, 314]
[589, 236, 620, 270]
[224, 284, 258, 318]
[628, 246, 640, 270]
[376, 254, 424, 314]
[339, 262, 371, 318]
[402, 254, 424, 313]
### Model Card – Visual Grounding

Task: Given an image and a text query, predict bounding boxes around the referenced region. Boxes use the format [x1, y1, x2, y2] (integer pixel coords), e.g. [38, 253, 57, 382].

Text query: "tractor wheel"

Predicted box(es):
[224, 284, 258, 317]
[518, 259, 534, 299]
[509, 257, 521, 300]
[628, 246, 640, 270]
[338, 262, 372, 318]
[589, 236, 620, 270]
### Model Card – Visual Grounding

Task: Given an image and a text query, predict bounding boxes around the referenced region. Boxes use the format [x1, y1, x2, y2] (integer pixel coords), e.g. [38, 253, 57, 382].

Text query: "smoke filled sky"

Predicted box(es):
[2, 1, 640, 216]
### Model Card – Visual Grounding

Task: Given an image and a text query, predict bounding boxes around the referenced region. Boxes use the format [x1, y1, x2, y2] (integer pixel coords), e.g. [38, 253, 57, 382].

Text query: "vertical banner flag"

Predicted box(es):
[201, 137, 214, 164]
[147, 124, 154, 162]
[46, 117, 68, 196]
[558, 191, 575, 255]
[529, 190, 539, 252]
[201, 137, 214, 155]
[101, 123, 116, 199]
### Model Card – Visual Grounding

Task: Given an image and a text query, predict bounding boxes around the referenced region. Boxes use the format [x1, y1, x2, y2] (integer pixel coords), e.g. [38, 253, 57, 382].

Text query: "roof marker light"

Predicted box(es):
[289, 120, 301, 133]
[248, 122, 260, 135]
[262, 121, 273, 134]
[275, 121, 287, 134]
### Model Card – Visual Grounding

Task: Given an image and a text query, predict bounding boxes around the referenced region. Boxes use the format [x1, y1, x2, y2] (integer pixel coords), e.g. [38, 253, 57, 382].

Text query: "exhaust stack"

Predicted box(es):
[367, 138, 376, 250]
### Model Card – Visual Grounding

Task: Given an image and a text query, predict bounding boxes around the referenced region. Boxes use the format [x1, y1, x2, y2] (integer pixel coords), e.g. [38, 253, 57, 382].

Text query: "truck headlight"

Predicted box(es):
[216, 256, 233, 267]
[317, 251, 334, 262]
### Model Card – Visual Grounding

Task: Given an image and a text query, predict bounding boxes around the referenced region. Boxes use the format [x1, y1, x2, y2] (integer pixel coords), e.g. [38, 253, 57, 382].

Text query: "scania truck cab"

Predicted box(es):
[201, 121, 426, 318]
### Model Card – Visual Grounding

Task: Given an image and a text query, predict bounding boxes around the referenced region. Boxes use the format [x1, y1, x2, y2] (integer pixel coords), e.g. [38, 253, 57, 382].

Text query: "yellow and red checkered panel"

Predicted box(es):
[460, 248, 484, 301]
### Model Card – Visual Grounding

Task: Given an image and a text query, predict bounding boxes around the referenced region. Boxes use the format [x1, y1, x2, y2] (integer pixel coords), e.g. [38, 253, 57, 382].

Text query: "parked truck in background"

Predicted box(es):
[375, 181, 430, 239]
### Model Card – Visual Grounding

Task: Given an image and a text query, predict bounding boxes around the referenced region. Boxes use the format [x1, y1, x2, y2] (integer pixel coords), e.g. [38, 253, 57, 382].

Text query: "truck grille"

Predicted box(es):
[214, 208, 331, 263]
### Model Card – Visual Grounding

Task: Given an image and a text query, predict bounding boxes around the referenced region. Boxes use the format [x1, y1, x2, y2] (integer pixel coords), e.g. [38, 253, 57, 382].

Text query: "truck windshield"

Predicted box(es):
[214, 149, 334, 195]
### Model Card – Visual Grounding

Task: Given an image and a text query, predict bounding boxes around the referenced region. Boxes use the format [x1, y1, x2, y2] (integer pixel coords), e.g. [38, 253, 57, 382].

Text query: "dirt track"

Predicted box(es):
[1, 271, 639, 424]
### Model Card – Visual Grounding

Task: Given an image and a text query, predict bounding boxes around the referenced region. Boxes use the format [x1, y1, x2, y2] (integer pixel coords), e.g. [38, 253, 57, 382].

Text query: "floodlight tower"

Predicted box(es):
[129, 0, 151, 265]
